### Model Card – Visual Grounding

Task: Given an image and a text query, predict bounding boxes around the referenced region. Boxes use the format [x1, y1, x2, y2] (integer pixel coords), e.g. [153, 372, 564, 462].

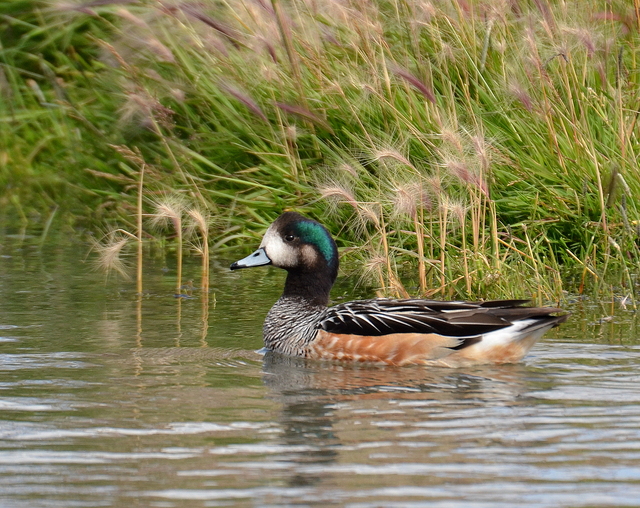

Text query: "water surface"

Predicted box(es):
[1, 234, 639, 507]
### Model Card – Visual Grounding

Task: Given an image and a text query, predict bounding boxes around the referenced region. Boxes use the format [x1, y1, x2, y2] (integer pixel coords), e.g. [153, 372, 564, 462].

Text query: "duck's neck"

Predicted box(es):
[282, 268, 334, 307]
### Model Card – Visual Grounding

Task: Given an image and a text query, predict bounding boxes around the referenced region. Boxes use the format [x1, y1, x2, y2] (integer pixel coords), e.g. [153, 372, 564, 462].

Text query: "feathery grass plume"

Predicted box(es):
[150, 197, 187, 295]
[533, 0, 557, 32]
[470, 134, 491, 174]
[114, 7, 147, 29]
[423, 174, 444, 199]
[563, 27, 597, 57]
[508, 81, 536, 112]
[262, 38, 279, 63]
[358, 204, 382, 228]
[435, 128, 491, 195]
[316, 181, 374, 240]
[150, 197, 186, 235]
[185, 206, 212, 294]
[90, 230, 136, 279]
[107, 144, 146, 293]
[369, 147, 416, 170]
[443, 158, 488, 197]
[439, 128, 465, 155]
[144, 37, 176, 63]
[219, 82, 269, 122]
[360, 254, 387, 294]
[336, 162, 359, 179]
[274, 102, 334, 134]
[49, 0, 101, 16]
[316, 151, 406, 295]
[284, 125, 298, 142]
[107, 35, 176, 129]
[439, 129, 494, 265]
[390, 179, 432, 294]
[389, 64, 436, 104]
[449, 197, 472, 295]
[177, 3, 243, 48]
[317, 183, 359, 211]
[435, 41, 457, 65]
[392, 181, 420, 219]
[118, 87, 158, 129]
[447, 198, 468, 231]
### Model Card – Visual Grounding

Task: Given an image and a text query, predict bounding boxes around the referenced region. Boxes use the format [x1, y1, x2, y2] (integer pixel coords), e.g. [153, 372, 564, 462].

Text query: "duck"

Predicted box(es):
[230, 212, 568, 367]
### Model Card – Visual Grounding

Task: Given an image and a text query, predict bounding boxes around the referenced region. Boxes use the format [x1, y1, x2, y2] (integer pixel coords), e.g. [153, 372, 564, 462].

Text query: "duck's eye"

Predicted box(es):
[284, 234, 295, 242]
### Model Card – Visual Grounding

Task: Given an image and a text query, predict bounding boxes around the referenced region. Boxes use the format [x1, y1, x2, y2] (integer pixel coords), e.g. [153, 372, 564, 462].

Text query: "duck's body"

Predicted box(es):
[261, 296, 565, 367]
[231, 212, 567, 367]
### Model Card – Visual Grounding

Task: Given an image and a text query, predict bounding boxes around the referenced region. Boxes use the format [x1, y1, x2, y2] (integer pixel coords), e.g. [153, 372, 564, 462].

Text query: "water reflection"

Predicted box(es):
[3, 234, 640, 507]
[262, 350, 540, 401]
[261, 351, 558, 495]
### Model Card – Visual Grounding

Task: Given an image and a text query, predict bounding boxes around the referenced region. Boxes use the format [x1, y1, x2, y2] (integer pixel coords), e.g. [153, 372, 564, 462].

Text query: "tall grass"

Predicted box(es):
[2, 0, 639, 301]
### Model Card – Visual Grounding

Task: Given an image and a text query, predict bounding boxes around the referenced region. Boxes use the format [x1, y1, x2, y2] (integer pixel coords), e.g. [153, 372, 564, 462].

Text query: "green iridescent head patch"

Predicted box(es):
[295, 220, 337, 266]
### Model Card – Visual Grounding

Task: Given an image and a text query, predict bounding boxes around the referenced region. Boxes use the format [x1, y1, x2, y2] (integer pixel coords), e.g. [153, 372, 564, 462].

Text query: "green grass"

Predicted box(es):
[1, 0, 639, 302]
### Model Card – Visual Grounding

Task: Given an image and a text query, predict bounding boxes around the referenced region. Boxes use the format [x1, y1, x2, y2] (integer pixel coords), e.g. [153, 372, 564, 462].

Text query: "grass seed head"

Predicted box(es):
[509, 81, 535, 112]
[470, 134, 491, 172]
[219, 82, 268, 122]
[443, 158, 488, 196]
[447, 198, 469, 225]
[118, 86, 174, 130]
[440, 128, 464, 154]
[115, 8, 148, 29]
[390, 64, 436, 104]
[336, 162, 359, 179]
[371, 148, 415, 169]
[186, 207, 210, 235]
[362, 254, 387, 276]
[391, 180, 432, 218]
[144, 37, 176, 63]
[359, 204, 381, 227]
[91, 233, 132, 279]
[150, 197, 187, 233]
[317, 183, 358, 211]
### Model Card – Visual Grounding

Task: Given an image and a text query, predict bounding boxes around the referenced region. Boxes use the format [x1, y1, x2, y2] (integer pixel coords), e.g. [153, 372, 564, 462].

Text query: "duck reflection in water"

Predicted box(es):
[261, 349, 544, 489]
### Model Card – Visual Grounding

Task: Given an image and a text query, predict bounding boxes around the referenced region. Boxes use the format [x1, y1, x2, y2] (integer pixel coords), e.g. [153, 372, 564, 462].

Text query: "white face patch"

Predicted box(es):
[260, 225, 298, 268]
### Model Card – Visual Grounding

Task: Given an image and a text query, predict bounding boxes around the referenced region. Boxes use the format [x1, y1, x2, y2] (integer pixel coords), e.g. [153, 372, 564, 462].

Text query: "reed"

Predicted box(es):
[186, 206, 212, 294]
[150, 197, 186, 296]
[108, 144, 147, 294]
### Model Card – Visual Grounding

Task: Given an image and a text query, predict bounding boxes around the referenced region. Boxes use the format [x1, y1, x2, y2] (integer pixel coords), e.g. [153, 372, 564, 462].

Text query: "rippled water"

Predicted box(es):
[1, 233, 640, 507]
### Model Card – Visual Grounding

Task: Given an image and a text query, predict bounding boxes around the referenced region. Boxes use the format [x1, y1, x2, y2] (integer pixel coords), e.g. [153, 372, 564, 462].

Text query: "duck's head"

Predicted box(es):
[231, 212, 338, 305]
[230, 212, 339, 282]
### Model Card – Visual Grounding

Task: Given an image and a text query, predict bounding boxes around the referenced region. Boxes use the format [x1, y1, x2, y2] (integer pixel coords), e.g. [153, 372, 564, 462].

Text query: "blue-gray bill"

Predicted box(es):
[230, 247, 272, 270]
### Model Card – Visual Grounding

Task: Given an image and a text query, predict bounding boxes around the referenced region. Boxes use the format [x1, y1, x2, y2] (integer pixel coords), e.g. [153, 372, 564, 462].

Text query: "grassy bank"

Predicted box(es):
[1, 0, 639, 301]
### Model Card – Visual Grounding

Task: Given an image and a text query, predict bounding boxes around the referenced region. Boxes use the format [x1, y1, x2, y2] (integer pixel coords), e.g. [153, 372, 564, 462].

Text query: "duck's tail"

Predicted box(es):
[439, 313, 568, 367]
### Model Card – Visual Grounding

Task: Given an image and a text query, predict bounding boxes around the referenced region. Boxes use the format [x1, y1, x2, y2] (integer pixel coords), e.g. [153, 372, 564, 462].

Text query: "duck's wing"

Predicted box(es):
[319, 298, 562, 337]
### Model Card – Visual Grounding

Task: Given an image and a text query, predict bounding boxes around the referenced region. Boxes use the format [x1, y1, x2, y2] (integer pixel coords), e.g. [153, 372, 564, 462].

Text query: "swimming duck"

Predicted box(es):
[230, 212, 567, 367]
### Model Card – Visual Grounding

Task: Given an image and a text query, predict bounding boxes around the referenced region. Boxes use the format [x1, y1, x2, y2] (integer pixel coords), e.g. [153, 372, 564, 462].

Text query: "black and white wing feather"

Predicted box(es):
[319, 298, 561, 337]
